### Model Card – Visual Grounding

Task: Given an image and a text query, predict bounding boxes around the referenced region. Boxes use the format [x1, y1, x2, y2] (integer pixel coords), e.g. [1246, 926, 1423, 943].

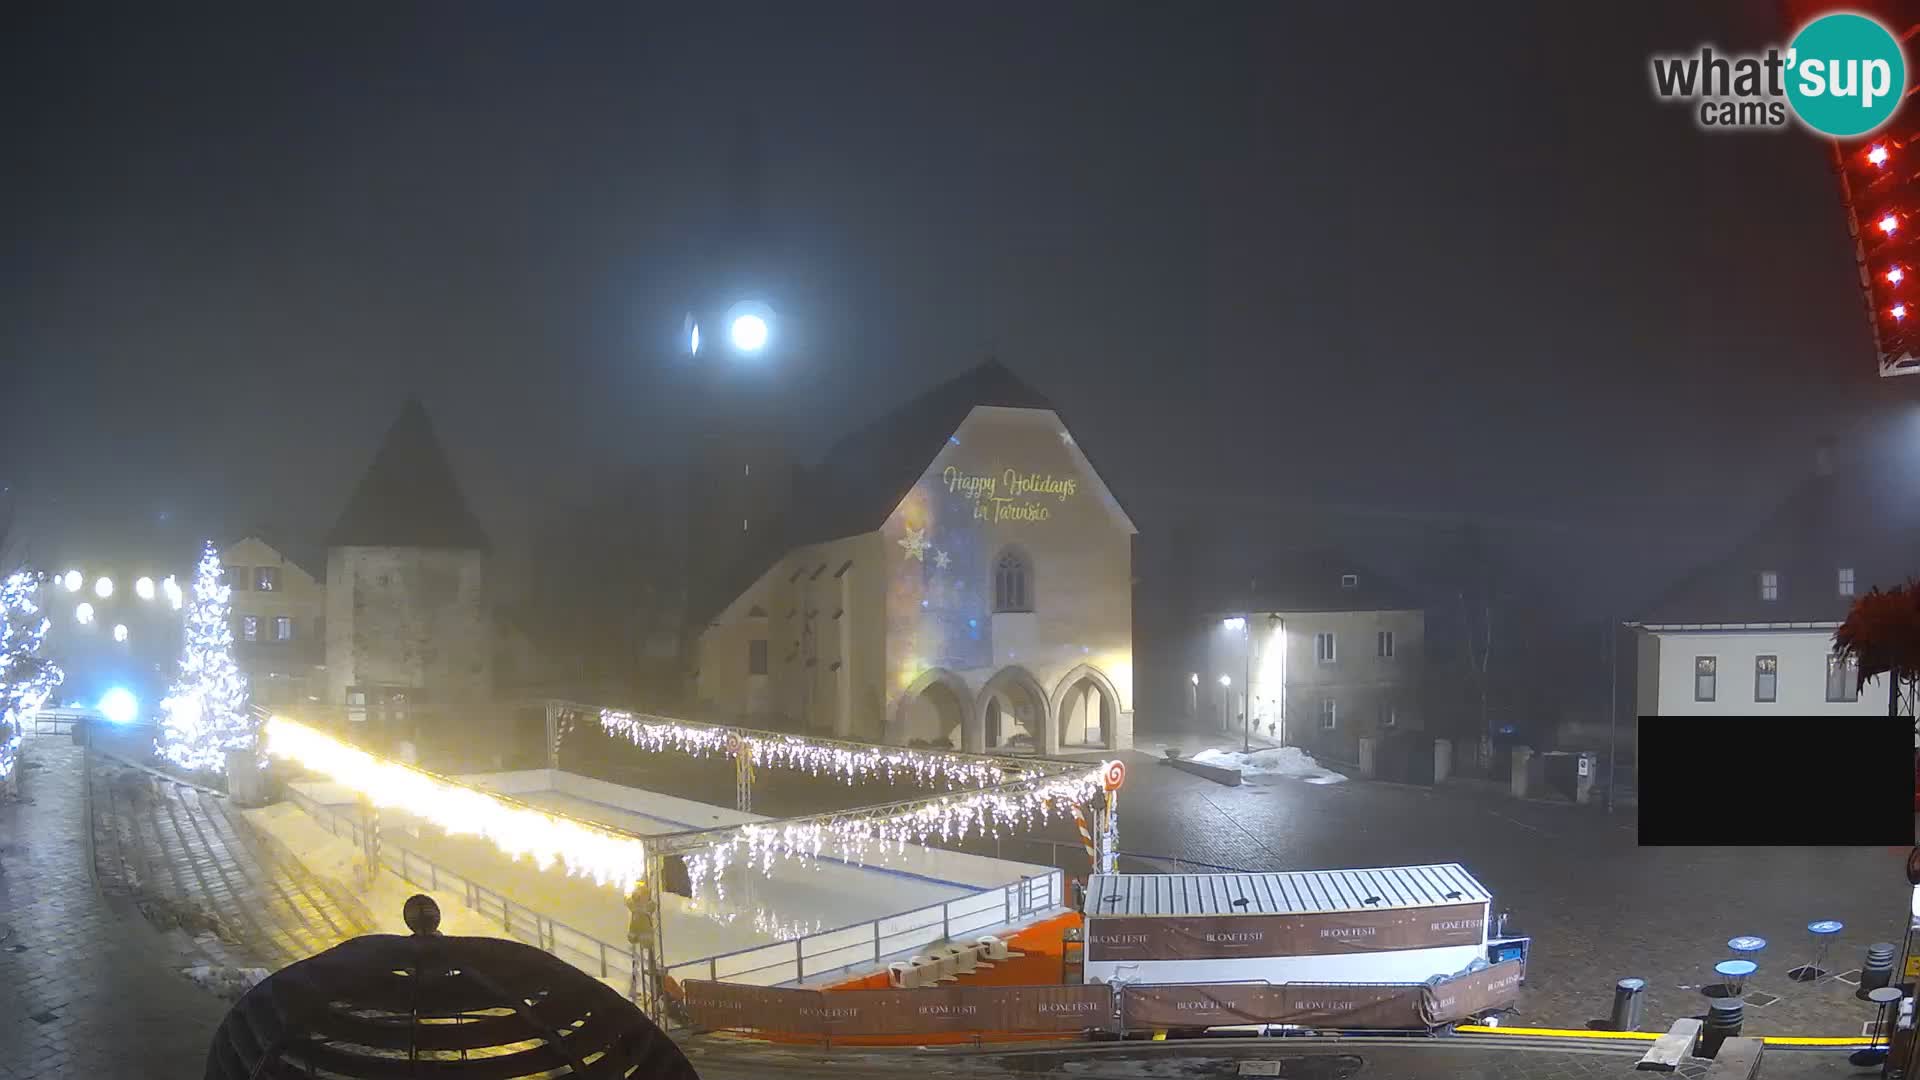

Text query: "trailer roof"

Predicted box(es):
[1085, 864, 1491, 918]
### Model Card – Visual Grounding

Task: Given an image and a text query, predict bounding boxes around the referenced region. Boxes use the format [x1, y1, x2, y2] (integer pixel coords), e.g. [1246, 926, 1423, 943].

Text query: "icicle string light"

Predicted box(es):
[677, 765, 1104, 902]
[599, 707, 1024, 790]
[262, 716, 651, 893]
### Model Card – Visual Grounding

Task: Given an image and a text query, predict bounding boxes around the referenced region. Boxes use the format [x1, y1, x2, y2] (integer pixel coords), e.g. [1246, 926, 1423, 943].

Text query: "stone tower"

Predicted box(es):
[324, 400, 492, 715]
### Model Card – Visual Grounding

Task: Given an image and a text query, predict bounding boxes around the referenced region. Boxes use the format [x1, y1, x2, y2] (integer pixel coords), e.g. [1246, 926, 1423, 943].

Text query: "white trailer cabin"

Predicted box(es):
[1083, 863, 1493, 986]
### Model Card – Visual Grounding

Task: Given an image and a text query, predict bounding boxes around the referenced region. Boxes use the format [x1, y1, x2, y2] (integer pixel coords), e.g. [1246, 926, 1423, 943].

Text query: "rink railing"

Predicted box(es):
[282, 785, 1062, 999]
[283, 786, 652, 1006]
[665, 869, 1063, 987]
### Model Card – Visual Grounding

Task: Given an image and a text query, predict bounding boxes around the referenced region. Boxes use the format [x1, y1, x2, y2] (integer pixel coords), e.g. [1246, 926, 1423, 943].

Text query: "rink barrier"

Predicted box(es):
[283, 785, 653, 1007]
[281, 785, 1063, 1008]
[666, 871, 1064, 986]
[683, 959, 1525, 1038]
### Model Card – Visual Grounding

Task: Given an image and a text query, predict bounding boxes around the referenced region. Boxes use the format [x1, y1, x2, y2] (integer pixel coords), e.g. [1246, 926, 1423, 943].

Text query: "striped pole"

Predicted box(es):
[1072, 803, 1098, 871]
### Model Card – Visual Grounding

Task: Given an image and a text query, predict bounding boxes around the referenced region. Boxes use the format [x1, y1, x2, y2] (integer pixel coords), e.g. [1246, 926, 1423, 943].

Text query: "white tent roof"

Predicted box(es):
[1086, 864, 1491, 918]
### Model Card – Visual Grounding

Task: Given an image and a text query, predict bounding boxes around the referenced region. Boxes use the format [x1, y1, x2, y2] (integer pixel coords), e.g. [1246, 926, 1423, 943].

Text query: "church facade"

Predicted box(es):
[692, 364, 1135, 754]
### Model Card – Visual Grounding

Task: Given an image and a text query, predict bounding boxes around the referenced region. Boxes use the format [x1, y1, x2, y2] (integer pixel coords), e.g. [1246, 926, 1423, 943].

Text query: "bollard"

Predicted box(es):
[1864, 943, 1898, 993]
[1610, 978, 1647, 1031]
[1699, 998, 1743, 1059]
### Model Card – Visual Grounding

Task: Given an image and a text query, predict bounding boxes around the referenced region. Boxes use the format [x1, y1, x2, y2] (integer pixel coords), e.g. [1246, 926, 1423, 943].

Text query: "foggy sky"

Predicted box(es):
[6, 1, 1918, 614]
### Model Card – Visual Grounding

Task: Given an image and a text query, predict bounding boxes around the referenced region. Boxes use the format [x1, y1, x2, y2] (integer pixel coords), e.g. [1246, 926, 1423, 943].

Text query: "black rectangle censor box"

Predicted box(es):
[1637, 717, 1914, 847]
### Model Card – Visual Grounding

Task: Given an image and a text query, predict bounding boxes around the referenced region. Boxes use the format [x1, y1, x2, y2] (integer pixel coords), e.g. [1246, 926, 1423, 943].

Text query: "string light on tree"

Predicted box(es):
[156, 541, 252, 774]
[1880, 213, 1900, 236]
[1869, 144, 1890, 166]
[1, 571, 64, 783]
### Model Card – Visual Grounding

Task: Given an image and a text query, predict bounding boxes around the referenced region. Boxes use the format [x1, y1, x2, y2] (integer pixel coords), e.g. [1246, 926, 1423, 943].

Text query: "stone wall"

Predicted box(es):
[325, 546, 491, 705]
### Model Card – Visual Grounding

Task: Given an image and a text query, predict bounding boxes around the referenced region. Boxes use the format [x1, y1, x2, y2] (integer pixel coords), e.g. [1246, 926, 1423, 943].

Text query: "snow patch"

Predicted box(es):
[1190, 747, 1348, 784]
[182, 965, 269, 1000]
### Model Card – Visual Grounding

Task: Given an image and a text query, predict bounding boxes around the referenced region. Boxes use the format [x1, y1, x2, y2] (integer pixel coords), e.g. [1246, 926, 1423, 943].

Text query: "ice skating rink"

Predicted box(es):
[281, 769, 1058, 984]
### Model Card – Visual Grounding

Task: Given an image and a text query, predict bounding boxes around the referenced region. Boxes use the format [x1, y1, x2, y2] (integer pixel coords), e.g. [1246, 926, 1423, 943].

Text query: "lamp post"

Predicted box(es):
[1222, 616, 1251, 753]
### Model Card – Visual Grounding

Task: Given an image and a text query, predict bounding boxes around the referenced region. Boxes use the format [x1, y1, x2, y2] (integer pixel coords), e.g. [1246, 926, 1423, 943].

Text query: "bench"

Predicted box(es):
[1700, 1037, 1764, 1079]
[1636, 1018, 1702, 1071]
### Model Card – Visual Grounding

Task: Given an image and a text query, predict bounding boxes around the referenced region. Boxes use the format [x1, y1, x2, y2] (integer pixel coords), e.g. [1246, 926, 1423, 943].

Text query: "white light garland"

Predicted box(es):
[1, 571, 63, 782]
[263, 715, 651, 893]
[599, 708, 1015, 790]
[679, 765, 1103, 902]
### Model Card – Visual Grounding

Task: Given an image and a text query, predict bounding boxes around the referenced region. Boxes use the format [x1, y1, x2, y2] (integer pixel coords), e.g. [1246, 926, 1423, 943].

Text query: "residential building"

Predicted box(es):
[221, 535, 325, 706]
[691, 361, 1137, 753]
[1631, 447, 1915, 720]
[1187, 553, 1424, 764]
[324, 400, 493, 719]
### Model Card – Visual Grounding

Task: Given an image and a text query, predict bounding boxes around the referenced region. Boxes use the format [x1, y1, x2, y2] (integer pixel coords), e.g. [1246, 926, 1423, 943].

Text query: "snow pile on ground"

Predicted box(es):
[181, 965, 269, 1000]
[1190, 746, 1348, 784]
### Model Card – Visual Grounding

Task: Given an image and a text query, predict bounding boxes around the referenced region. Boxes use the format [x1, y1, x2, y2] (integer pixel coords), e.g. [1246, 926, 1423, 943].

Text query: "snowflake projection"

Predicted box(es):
[933, 549, 951, 570]
[898, 524, 930, 562]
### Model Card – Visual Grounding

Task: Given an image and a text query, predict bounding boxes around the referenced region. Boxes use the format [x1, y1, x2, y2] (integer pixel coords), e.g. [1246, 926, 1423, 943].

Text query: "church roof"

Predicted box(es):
[328, 399, 489, 551]
[687, 360, 1090, 629]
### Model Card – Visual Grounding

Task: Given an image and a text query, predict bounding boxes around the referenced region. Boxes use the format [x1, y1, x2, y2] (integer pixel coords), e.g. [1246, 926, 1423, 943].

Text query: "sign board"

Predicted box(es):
[1577, 757, 1591, 777]
[1086, 903, 1488, 962]
[1103, 760, 1127, 791]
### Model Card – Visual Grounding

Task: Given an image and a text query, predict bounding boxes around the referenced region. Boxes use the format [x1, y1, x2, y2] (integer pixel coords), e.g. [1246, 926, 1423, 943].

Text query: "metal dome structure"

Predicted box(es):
[204, 895, 700, 1079]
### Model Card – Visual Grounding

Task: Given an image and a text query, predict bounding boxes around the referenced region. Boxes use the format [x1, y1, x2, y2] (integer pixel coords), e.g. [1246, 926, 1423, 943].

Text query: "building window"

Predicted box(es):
[1754, 655, 1777, 702]
[1377, 630, 1394, 658]
[1694, 656, 1716, 702]
[1378, 701, 1397, 728]
[239, 615, 260, 642]
[994, 548, 1032, 613]
[1315, 632, 1337, 664]
[748, 639, 769, 676]
[1827, 654, 1859, 702]
[1839, 568, 1856, 597]
[1759, 571, 1779, 601]
[255, 567, 280, 592]
[1340, 574, 1358, 589]
[1319, 698, 1338, 730]
[274, 616, 293, 642]
[228, 566, 250, 591]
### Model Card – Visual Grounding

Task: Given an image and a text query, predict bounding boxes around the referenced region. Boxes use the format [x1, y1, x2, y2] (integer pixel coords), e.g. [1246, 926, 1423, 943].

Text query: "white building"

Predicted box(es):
[1630, 450, 1913, 720]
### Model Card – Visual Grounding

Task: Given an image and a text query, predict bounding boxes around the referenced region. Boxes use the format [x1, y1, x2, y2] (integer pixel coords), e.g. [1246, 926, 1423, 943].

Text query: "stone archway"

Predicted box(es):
[1050, 664, 1123, 752]
[888, 668, 974, 749]
[975, 666, 1051, 754]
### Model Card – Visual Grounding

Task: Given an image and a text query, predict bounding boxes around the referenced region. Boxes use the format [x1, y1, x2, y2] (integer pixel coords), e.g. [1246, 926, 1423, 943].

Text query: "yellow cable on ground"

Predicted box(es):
[1455, 1025, 1867, 1046]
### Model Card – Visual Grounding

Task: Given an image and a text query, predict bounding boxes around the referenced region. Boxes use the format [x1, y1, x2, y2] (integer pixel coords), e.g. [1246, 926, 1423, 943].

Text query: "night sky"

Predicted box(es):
[7, 2, 1918, 614]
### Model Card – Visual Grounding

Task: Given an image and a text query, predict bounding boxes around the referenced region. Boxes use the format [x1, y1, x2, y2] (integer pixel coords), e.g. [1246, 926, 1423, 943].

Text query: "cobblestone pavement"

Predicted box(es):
[566, 722, 1914, 1039]
[1097, 742, 1912, 1040]
[88, 753, 375, 970]
[0, 737, 232, 1078]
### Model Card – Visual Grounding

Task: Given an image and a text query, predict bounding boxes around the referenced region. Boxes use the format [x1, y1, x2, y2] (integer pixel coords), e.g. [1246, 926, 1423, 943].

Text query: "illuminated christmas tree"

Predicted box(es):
[1, 570, 63, 785]
[157, 541, 251, 773]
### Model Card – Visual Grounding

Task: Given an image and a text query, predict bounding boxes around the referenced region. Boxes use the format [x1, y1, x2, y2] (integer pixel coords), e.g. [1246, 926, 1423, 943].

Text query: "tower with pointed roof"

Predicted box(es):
[324, 400, 493, 714]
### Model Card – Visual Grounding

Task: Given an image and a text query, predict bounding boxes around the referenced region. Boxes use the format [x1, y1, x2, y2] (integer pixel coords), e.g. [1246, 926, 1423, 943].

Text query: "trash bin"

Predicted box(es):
[1610, 978, 1647, 1031]
[1700, 998, 1743, 1058]
[1867, 943, 1898, 993]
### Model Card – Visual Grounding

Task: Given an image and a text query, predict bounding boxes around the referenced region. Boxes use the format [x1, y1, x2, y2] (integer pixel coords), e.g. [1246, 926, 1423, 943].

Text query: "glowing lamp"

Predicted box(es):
[62, 570, 82, 592]
[162, 575, 184, 610]
[1880, 214, 1900, 235]
[98, 687, 139, 725]
[1870, 144, 1890, 166]
[730, 313, 769, 352]
[112, 623, 128, 643]
[1895, 304, 1908, 321]
[1890, 267, 1906, 285]
[135, 576, 155, 600]
[1190, 672, 1199, 685]
[1222, 617, 1246, 631]
[1219, 674, 1232, 687]
[94, 576, 113, 599]
[75, 602, 95, 625]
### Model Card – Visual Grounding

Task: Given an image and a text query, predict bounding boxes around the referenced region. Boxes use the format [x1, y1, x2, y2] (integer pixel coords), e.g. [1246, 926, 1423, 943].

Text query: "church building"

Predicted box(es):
[690, 361, 1136, 754]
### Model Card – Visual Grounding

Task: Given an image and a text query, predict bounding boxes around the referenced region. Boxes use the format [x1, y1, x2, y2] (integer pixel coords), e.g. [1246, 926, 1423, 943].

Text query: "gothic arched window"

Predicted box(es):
[994, 547, 1033, 613]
